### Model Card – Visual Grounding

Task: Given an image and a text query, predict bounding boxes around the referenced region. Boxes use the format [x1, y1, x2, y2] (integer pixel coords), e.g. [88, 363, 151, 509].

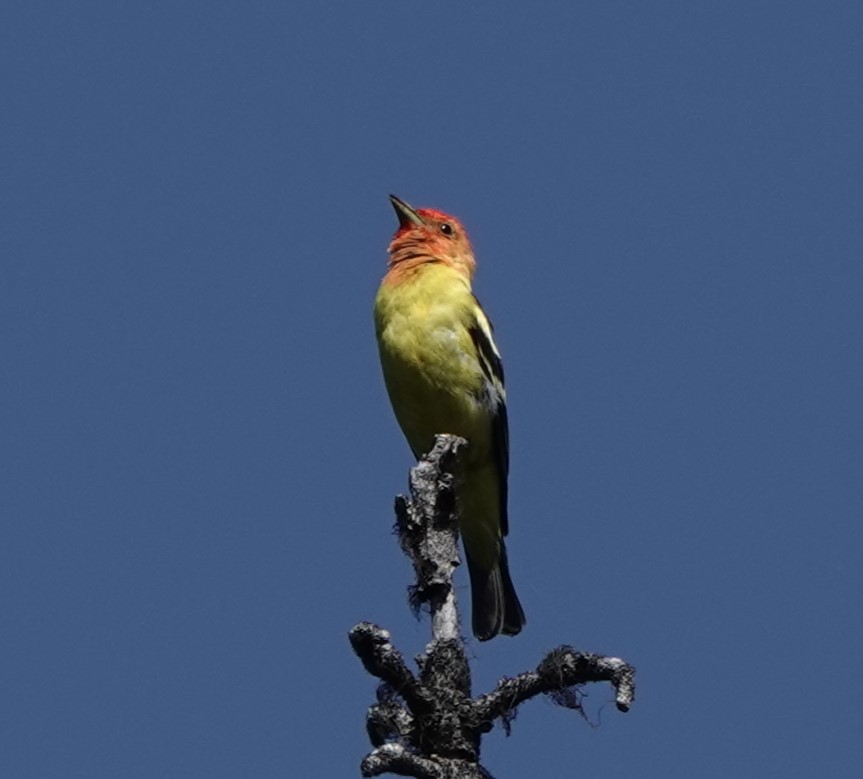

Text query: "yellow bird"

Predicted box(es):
[374, 195, 525, 641]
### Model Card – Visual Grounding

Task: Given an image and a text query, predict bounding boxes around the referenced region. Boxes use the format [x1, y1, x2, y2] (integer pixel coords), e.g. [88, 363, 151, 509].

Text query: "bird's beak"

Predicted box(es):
[389, 195, 425, 228]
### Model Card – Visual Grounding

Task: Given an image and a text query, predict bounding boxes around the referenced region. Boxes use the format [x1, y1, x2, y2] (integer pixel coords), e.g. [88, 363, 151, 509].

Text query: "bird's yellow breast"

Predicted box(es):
[374, 264, 492, 461]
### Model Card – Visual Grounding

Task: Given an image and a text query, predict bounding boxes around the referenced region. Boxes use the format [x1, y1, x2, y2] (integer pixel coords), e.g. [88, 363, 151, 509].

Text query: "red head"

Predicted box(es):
[387, 195, 477, 281]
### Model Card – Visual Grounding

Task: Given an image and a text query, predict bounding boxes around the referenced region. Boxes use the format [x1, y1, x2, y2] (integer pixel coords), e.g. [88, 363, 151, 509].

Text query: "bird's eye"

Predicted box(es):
[440, 223, 454, 236]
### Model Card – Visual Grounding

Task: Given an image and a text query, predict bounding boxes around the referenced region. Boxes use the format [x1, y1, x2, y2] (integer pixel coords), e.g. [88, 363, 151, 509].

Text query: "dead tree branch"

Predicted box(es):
[349, 435, 636, 778]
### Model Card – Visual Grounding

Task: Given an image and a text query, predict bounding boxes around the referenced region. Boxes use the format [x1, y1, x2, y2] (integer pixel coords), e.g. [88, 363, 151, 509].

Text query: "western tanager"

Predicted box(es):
[374, 195, 525, 641]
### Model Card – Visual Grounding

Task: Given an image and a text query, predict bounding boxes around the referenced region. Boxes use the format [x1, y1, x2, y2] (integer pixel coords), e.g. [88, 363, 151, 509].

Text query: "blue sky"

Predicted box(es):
[2, 2, 862, 777]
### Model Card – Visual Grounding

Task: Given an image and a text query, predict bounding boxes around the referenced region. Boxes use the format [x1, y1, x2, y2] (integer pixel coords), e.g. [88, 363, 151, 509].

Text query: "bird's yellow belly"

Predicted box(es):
[378, 319, 492, 463]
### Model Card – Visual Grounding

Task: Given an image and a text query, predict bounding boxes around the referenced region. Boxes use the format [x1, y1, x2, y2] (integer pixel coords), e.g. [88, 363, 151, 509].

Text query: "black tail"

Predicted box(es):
[467, 543, 526, 641]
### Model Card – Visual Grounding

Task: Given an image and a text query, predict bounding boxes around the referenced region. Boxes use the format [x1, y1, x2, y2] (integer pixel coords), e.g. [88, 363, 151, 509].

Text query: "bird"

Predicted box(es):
[374, 194, 525, 641]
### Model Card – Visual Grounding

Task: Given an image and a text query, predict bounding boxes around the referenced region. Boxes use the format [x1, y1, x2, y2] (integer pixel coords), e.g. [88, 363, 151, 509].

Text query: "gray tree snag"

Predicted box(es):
[349, 435, 636, 778]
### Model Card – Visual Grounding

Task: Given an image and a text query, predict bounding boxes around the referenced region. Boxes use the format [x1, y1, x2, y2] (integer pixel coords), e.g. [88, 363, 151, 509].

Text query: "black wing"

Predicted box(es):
[468, 297, 510, 536]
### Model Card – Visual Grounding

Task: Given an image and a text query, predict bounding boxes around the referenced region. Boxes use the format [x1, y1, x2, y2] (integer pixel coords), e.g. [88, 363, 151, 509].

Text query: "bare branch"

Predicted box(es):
[349, 622, 423, 710]
[351, 434, 636, 777]
[394, 435, 466, 643]
[361, 744, 493, 779]
[361, 744, 440, 778]
[475, 646, 636, 724]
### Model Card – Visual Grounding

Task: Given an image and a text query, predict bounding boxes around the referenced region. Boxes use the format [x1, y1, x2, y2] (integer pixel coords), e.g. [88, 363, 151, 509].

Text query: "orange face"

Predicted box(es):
[387, 196, 476, 281]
